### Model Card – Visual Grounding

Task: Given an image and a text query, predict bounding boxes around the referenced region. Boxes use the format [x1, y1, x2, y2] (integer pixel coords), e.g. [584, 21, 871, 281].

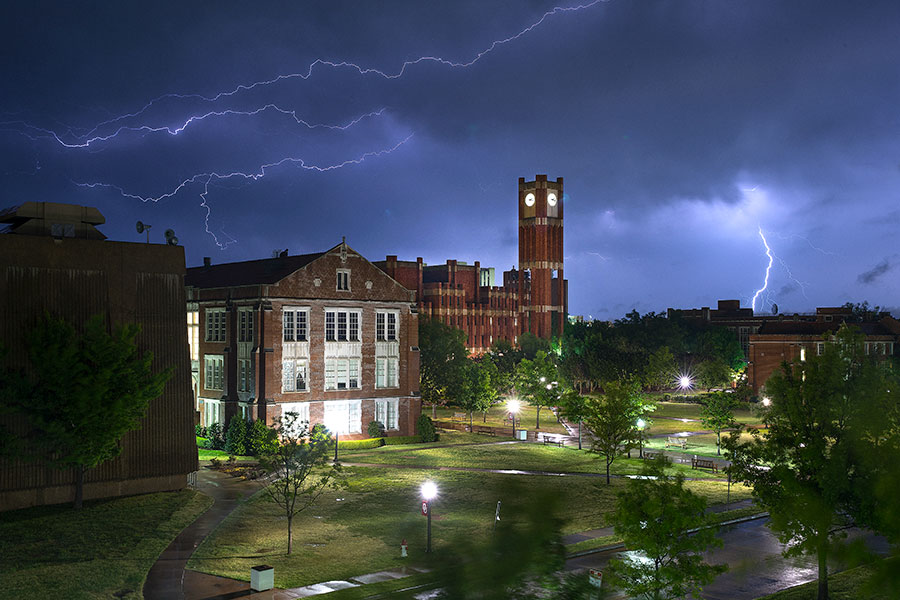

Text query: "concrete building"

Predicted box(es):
[375, 175, 568, 352]
[185, 240, 421, 438]
[0, 202, 198, 511]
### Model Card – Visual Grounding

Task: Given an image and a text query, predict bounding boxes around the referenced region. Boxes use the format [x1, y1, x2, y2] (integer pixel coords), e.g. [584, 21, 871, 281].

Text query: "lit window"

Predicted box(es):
[204, 355, 224, 391]
[323, 400, 361, 434]
[282, 359, 308, 392]
[337, 269, 350, 291]
[280, 402, 310, 435]
[325, 358, 360, 390]
[187, 310, 199, 361]
[375, 358, 399, 389]
[375, 398, 400, 430]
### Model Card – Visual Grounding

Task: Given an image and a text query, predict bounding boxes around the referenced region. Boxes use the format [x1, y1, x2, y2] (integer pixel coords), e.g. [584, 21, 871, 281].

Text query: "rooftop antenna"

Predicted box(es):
[136, 221, 151, 244]
[164, 229, 179, 246]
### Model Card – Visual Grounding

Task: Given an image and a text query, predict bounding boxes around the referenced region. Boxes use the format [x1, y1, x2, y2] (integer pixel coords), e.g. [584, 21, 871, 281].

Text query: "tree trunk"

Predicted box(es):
[817, 544, 828, 600]
[287, 515, 293, 555]
[483, 411, 487, 423]
[606, 459, 611, 484]
[74, 465, 85, 510]
[578, 420, 582, 450]
[717, 432, 721, 456]
[536, 406, 541, 429]
[431, 403, 436, 419]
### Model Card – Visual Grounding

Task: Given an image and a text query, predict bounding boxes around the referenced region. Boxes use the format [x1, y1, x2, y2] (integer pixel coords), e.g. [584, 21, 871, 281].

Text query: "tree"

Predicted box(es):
[515, 351, 559, 429]
[607, 457, 725, 599]
[584, 379, 648, 484]
[726, 325, 899, 600]
[645, 346, 676, 391]
[259, 413, 345, 555]
[486, 338, 521, 394]
[0, 314, 171, 509]
[225, 415, 249, 456]
[457, 359, 498, 425]
[557, 387, 588, 450]
[418, 318, 468, 417]
[695, 357, 732, 391]
[699, 391, 738, 456]
[517, 332, 550, 360]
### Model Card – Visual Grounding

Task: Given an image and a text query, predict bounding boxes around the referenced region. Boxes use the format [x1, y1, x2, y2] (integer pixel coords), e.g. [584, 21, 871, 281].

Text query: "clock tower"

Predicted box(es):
[518, 174, 566, 339]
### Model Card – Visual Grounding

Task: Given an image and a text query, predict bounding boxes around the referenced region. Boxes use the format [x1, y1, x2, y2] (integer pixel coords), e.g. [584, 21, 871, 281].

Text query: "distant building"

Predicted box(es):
[185, 240, 422, 438]
[0, 202, 198, 511]
[376, 175, 568, 352]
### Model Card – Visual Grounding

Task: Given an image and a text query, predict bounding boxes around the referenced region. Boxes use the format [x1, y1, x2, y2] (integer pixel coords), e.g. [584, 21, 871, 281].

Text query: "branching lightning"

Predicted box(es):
[751, 227, 774, 312]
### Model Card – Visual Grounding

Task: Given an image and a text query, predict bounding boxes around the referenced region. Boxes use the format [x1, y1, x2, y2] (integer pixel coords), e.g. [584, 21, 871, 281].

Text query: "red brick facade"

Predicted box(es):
[186, 241, 422, 439]
[375, 175, 568, 352]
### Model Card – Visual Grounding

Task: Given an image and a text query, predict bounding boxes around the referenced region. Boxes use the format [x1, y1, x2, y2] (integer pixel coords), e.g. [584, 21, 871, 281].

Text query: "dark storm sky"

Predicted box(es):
[3, 1, 898, 318]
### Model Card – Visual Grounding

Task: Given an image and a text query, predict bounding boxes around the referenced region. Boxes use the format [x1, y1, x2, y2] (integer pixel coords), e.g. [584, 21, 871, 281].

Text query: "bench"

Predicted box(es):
[642, 450, 660, 460]
[691, 456, 719, 472]
[472, 425, 496, 436]
[541, 435, 564, 447]
[451, 412, 467, 422]
[666, 436, 687, 450]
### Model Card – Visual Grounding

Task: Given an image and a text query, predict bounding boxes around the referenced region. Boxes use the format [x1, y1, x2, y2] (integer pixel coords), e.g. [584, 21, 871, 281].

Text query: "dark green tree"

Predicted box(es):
[259, 412, 345, 555]
[418, 318, 468, 418]
[698, 391, 738, 456]
[457, 359, 498, 425]
[557, 386, 589, 450]
[584, 379, 649, 484]
[0, 314, 171, 509]
[645, 346, 676, 391]
[607, 457, 725, 599]
[695, 357, 733, 391]
[517, 331, 550, 360]
[515, 351, 559, 429]
[225, 415, 249, 455]
[726, 325, 899, 600]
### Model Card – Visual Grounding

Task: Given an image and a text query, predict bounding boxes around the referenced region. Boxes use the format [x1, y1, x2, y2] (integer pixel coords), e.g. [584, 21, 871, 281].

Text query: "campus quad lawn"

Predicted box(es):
[188, 465, 748, 589]
[649, 401, 765, 426]
[0, 490, 212, 600]
[759, 557, 898, 600]
[644, 430, 765, 458]
[432, 404, 569, 435]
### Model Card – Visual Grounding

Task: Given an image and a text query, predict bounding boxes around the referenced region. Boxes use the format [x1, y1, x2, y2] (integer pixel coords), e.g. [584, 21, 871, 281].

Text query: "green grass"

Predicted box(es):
[431, 403, 569, 435]
[198, 448, 255, 461]
[649, 401, 765, 426]
[758, 557, 898, 600]
[644, 430, 765, 458]
[0, 489, 213, 600]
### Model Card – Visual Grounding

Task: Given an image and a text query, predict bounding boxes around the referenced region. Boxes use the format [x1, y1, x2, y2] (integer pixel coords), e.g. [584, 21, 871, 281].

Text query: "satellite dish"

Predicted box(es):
[167, 236, 179, 246]
[136, 221, 145, 234]
[772, 303, 779, 315]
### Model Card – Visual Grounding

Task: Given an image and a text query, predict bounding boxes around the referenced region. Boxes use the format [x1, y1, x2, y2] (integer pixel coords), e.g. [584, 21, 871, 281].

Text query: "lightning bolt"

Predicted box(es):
[751, 227, 774, 312]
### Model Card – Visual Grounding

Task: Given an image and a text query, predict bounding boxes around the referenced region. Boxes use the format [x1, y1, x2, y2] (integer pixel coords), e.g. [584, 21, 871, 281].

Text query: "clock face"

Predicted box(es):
[524, 193, 535, 207]
[547, 192, 558, 207]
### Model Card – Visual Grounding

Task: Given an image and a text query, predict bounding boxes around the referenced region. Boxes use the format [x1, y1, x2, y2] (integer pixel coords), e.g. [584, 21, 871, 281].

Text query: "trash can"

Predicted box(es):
[251, 565, 274, 591]
[516, 429, 527, 441]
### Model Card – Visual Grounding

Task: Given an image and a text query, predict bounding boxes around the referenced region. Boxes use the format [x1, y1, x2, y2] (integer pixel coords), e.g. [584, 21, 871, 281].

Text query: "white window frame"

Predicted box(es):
[238, 358, 254, 393]
[282, 359, 309, 393]
[204, 355, 224, 391]
[375, 398, 400, 431]
[280, 402, 311, 435]
[376, 311, 399, 341]
[325, 358, 360, 390]
[203, 399, 224, 428]
[283, 307, 309, 342]
[336, 269, 351, 291]
[187, 310, 199, 361]
[325, 309, 361, 342]
[323, 400, 361, 434]
[376, 357, 400, 389]
[238, 308, 254, 343]
[205, 308, 226, 342]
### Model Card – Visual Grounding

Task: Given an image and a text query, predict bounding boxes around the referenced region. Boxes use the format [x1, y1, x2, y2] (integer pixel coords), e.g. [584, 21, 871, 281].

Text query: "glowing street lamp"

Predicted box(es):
[421, 480, 438, 553]
[678, 375, 693, 391]
[761, 396, 771, 407]
[636, 418, 647, 458]
[508, 399, 521, 436]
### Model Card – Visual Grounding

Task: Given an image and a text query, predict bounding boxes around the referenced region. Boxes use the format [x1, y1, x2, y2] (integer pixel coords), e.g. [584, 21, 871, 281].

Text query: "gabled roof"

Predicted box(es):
[185, 251, 324, 288]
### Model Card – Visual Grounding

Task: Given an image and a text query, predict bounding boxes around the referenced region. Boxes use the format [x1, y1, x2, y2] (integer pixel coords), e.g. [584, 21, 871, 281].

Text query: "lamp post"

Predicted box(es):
[636, 418, 646, 458]
[421, 480, 437, 553]
[508, 399, 521, 439]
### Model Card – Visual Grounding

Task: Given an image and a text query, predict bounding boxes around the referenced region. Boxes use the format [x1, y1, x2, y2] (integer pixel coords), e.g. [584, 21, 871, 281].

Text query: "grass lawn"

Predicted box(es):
[648, 401, 765, 426]
[644, 430, 766, 458]
[0, 489, 212, 600]
[759, 557, 898, 600]
[431, 403, 569, 435]
[189, 464, 748, 589]
[198, 448, 256, 461]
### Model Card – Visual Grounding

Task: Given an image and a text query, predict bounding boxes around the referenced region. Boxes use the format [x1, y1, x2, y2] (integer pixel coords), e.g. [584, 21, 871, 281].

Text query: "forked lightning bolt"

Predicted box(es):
[751, 227, 774, 312]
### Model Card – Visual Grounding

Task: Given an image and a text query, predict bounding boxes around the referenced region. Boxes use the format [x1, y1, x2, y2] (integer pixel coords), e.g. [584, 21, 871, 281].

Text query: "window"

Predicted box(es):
[376, 311, 398, 341]
[376, 358, 399, 388]
[203, 399, 224, 428]
[325, 309, 360, 341]
[187, 310, 199, 361]
[282, 359, 308, 392]
[323, 400, 361, 434]
[205, 308, 226, 342]
[375, 398, 399, 430]
[283, 308, 308, 342]
[204, 355, 224, 390]
[238, 309, 254, 343]
[238, 358, 254, 393]
[337, 269, 350, 291]
[799, 347, 806, 362]
[817, 343, 825, 356]
[325, 358, 360, 390]
[280, 402, 310, 435]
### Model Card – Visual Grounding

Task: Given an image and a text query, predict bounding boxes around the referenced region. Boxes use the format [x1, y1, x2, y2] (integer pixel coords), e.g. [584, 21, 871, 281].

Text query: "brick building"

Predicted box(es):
[748, 316, 899, 394]
[375, 174, 568, 352]
[0, 202, 198, 511]
[186, 240, 421, 438]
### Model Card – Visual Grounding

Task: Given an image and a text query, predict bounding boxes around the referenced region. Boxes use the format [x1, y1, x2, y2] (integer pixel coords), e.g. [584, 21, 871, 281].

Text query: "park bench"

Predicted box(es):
[451, 412, 467, 422]
[665, 436, 687, 450]
[642, 450, 659, 460]
[541, 435, 564, 447]
[691, 456, 718, 473]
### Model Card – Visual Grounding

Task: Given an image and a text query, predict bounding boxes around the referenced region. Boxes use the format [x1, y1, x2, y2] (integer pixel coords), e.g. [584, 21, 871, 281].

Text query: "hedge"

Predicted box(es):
[383, 435, 421, 445]
[337, 438, 385, 450]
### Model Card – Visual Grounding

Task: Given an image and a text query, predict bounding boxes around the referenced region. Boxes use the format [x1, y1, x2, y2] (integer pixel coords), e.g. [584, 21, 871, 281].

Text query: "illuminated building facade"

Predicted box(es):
[185, 240, 422, 438]
[375, 175, 568, 352]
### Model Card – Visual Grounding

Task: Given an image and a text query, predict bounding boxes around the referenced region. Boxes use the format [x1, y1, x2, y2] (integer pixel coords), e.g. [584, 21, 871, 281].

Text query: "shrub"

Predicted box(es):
[195, 424, 207, 438]
[417, 414, 437, 442]
[225, 415, 249, 456]
[383, 435, 422, 445]
[367, 420, 386, 438]
[248, 418, 278, 457]
[206, 422, 225, 450]
[196, 436, 212, 449]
